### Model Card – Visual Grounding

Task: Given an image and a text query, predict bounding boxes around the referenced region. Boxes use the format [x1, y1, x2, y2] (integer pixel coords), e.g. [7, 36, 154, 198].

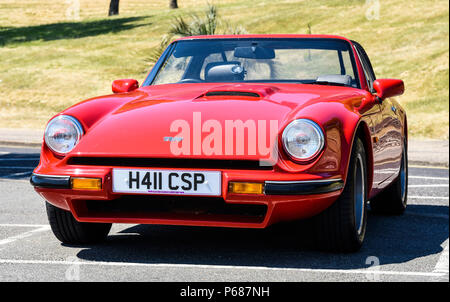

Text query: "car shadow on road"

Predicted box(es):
[75, 204, 449, 270]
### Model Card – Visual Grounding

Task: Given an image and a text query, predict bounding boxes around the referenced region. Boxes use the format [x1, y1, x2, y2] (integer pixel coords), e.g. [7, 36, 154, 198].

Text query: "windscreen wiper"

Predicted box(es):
[311, 80, 348, 87]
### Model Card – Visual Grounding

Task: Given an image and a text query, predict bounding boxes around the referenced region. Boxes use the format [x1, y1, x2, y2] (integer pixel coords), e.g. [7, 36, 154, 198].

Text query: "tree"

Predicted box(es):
[109, 0, 119, 16]
[170, 0, 178, 9]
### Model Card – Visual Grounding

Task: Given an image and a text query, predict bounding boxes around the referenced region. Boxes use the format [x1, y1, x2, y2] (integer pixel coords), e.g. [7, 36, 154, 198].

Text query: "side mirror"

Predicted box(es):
[373, 79, 404, 100]
[112, 79, 139, 93]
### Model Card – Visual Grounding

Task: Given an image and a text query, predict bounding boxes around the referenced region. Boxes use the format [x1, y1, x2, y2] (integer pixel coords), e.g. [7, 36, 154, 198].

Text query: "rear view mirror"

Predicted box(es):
[112, 79, 139, 93]
[373, 79, 404, 100]
[234, 46, 275, 59]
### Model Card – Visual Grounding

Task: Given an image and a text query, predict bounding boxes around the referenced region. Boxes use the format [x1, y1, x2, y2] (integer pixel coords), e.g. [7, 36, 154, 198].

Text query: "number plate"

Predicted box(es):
[112, 169, 221, 196]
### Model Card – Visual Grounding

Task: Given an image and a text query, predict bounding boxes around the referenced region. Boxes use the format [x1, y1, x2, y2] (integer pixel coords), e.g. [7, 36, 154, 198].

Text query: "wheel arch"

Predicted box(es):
[345, 119, 374, 195]
[357, 120, 374, 194]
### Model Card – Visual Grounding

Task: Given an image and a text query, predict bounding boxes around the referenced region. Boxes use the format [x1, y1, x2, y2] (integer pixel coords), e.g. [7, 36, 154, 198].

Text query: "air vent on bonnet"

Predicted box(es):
[205, 91, 261, 98]
[201, 84, 279, 99]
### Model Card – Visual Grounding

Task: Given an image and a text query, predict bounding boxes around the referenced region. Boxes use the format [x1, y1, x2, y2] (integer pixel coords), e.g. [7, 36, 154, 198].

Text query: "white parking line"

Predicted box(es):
[409, 184, 449, 188]
[0, 226, 50, 246]
[409, 196, 449, 200]
[409, 176, 449, 180]
[0, 224, 49, 228]
[0, 258, 446, 278]
[0, 158, 39, 161]
[434, 239, 449, 273]
[2, 171, 32, 178]
[0, 166, 35, 169]
[409, 165, 449, 170]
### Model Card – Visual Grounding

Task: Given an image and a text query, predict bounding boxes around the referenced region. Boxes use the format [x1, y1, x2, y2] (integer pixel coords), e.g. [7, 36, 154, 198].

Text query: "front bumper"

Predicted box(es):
[30, 174, 71, 189]
[265, 179, 343, 195]
[31, 173, 343, 195]
[31, 169, 344, 228]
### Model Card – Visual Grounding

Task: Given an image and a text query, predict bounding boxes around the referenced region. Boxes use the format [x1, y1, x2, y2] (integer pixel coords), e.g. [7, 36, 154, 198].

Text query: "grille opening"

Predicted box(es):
[205, 91, 261, 98]
[67, 157, 273, 170]
[75, 196, 267, 223]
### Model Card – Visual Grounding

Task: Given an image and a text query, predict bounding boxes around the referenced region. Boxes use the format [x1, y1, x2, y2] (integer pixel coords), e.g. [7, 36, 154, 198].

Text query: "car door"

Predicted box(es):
[353, 42, 403, 186]
[375, 97, 403, 184]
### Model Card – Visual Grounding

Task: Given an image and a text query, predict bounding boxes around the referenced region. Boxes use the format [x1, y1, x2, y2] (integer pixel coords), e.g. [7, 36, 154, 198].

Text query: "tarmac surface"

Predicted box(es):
[0, 146, 448, 282]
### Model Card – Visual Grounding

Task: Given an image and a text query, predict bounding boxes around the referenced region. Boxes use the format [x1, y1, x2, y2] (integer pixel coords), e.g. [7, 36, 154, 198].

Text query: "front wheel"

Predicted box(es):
[46, 202, 111, 244]
[314, 137, 368, 253]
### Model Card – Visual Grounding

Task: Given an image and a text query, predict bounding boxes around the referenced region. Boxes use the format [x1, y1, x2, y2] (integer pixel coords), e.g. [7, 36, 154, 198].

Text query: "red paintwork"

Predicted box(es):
[373, 79, 405, 100]
[112, 79, 139, 93]
[33, 35, 407, 228]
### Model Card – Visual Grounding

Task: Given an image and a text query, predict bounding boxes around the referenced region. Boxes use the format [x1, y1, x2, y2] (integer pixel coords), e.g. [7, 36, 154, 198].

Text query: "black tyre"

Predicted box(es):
[370, 139, 408, 215]
[46, 202, 111, 244]
[314, 137, 368, 253]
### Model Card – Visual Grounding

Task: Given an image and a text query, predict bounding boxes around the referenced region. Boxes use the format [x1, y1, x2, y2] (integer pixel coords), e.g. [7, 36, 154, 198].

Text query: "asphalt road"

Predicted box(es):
[0, 146, 448, 282]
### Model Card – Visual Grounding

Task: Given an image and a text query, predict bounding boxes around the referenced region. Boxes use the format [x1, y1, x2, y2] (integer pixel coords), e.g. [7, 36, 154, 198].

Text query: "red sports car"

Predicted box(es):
[31, 35, 407, 252]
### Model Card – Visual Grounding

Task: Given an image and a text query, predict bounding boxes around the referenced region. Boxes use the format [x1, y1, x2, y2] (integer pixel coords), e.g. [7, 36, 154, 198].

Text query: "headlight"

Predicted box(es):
[44, 115, 83, 155]
[282, 119, 324, 162]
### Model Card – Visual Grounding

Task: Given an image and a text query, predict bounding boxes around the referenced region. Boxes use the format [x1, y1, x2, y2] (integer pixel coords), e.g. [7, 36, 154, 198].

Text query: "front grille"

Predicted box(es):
[75, 196, 267, 223]
[67, 157, 273, 170]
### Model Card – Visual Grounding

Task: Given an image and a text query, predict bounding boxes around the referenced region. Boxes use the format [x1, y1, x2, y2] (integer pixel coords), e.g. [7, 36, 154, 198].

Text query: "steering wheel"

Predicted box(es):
[178, 78, 203, 84]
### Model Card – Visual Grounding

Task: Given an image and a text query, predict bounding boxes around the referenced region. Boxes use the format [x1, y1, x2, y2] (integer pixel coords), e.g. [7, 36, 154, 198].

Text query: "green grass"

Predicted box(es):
[0, 0, 448, 139]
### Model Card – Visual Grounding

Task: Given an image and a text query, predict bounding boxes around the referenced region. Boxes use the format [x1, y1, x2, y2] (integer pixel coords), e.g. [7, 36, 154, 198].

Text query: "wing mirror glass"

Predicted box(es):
[112, 79, 139, 93]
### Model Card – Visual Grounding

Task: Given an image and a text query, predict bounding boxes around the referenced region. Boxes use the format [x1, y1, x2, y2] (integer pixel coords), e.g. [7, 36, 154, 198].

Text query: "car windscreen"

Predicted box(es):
[150, 38, 359, 88]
